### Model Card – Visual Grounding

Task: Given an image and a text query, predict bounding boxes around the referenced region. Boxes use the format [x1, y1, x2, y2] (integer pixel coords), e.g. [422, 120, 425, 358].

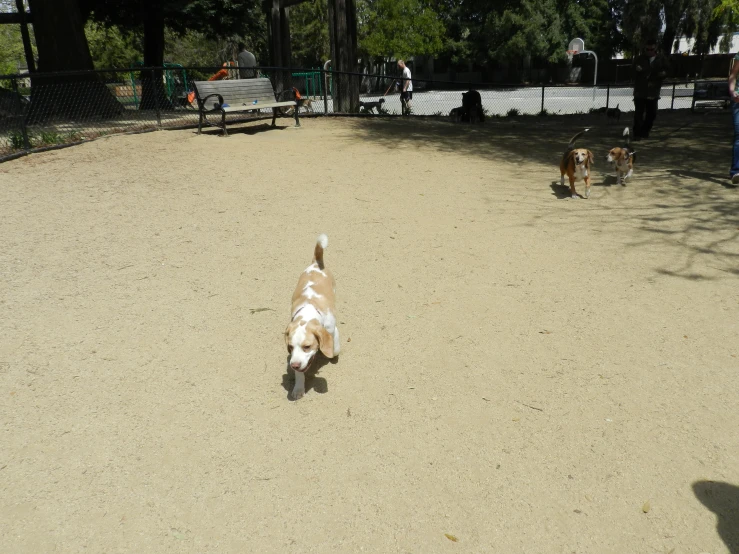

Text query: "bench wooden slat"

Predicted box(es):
[194, 80, 276, 100]
[221, 101, 296, 112]
[192, 77, 300, 135]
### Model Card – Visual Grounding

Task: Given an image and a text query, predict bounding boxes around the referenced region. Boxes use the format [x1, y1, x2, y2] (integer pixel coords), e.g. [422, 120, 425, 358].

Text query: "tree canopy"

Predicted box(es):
[357, 0, 445, 60]
[4, 0, 739, 77]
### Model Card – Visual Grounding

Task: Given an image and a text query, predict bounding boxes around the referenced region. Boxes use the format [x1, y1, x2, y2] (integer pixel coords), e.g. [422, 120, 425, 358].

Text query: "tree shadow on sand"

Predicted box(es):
[350, 113, 738, 280]
[345, 111, 727, 170]
[693, 480, 739, 554]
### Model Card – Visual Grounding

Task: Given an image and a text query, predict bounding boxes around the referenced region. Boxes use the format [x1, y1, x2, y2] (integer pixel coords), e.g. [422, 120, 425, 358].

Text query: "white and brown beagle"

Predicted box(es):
[560, 128, 594, 199]
[284, 234, 339, 400]
[606, 127, 636, 185]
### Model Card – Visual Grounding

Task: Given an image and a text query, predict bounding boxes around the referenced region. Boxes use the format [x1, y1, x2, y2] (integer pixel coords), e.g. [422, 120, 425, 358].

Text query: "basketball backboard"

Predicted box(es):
[568, 38, 585, 55]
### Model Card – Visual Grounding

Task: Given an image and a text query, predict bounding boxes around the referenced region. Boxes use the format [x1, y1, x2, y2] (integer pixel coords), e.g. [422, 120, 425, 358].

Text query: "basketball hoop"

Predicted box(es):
[567, 38, 585, 62]
[566, 37, 598, 102]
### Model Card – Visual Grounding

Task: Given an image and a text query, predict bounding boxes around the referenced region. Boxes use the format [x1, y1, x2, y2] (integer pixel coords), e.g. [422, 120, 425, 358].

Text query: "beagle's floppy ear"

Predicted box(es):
[309, 322, 334, 358]
[284, 321, 298, 349]
[284, 323, 292, 348]
[587, 150, 595, 165]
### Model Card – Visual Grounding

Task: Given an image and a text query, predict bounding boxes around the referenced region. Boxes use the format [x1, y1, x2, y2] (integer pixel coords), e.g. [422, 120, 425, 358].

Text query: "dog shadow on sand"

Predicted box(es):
[550, 182, 573, 199]
[281, 354, 338, 401]
[595, 174, 624, 187]
[550, 174, 627, 199]
[692, 480, 739, 554]
[549, 181, 601, 199]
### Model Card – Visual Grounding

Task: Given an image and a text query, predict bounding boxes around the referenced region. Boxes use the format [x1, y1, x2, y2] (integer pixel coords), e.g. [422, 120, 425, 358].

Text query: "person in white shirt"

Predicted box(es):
[397, 60, 413, 115]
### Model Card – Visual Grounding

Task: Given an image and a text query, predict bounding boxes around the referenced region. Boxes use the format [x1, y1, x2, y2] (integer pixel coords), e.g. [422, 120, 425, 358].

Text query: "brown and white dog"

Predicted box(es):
[560, 128, 595, 199]
[284, 234, 339, 400]
[606, 127, 636, 185]
[298, 98, 314, 113]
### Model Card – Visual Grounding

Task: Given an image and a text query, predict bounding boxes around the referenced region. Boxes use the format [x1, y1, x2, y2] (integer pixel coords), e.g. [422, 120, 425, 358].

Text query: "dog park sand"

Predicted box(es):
[1, 113, 738, 553]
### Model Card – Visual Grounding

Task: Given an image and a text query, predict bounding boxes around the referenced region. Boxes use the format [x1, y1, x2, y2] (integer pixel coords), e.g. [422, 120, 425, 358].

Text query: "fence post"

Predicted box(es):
[671, 82, 676, 110]
[152, 68, 162, 128]
[541, 85, 545, 114]
[11, 76, 31, 151]
[605, 84, 610, 110]
[322, 69, 329, 115]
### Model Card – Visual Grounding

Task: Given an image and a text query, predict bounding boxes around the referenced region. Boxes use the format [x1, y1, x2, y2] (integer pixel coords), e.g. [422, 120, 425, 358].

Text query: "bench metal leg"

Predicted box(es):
[271, 108, 277, 127]
[198, 111, 203, 134]
[221, 111, 228, 136]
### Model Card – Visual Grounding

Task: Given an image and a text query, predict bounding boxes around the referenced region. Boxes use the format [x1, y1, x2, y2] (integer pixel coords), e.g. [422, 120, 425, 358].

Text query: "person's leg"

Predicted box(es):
[643, 99, 658, 138]
[730, 102, 739, 179]
[633, 97, 645, 138]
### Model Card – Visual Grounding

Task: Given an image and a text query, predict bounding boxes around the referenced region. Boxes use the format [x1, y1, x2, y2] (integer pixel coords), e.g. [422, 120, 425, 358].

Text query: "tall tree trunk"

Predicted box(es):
[346, 0, 358, 109]
[328, 0, 358, 112]
[139, 2, 172, 110]
[26, 0, 122, 122]
[281, 6, 293, 91]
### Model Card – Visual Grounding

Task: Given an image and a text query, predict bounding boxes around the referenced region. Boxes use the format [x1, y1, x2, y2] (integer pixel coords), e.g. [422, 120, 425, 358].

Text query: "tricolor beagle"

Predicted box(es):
[606, 127, 636, 185]
[560, 128, 595, 199]
[284, 234, 339, 400]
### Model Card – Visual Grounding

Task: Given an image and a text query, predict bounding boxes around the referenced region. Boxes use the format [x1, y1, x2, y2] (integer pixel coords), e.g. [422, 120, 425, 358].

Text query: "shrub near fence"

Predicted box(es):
[0, 66, 725, 161]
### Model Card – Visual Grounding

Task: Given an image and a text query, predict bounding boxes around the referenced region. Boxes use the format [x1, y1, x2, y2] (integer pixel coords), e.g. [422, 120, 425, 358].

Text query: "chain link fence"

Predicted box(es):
[0, 66, 725, 161]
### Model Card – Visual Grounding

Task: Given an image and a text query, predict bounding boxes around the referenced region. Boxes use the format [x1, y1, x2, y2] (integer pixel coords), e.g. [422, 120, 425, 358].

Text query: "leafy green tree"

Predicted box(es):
[713, 0, 739, 50]
[619, 0, 726, 55]
[479, 0, 566, 63]
[0, 23, 36, 75]
[681, 0, 724, 55]
[357, 0, 445, 60]
[290, 0, 330, 68]
[81, 0, 265, 67]
[80, 0, 266, 107]
[85, 21, 141, 69]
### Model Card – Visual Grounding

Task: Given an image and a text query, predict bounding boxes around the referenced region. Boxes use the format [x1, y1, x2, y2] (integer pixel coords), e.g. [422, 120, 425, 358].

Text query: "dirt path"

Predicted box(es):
[1, 115, 737, 553]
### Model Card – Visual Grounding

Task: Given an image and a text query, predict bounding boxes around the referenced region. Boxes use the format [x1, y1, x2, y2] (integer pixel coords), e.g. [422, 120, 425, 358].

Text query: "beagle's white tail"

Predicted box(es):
[313, 234, 329, 269]
[567, 128, 590, 149]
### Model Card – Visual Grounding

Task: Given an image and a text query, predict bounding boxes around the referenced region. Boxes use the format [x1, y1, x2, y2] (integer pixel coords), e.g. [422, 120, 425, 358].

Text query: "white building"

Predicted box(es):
[672, 33, 739, 55]
[613, 33, 739, 59]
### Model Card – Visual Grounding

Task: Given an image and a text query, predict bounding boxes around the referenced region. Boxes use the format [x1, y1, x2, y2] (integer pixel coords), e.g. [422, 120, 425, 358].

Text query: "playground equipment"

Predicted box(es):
[291, 69, 326, 98]
[128, 62, 191, 108]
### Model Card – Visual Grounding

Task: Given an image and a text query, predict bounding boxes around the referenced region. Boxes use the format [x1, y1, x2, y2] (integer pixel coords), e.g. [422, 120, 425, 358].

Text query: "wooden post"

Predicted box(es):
[540, 85, 545, 113]
[328, 0, 358, 112]
[271, 0, 283, 90]
[280, 5, 292, 92]
[347, 0, 359, 111]
[15, 0, 35, 73]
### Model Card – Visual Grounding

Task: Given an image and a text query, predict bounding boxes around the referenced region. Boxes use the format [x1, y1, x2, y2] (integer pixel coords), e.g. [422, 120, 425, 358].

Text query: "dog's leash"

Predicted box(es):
[382, 80, 397, 97]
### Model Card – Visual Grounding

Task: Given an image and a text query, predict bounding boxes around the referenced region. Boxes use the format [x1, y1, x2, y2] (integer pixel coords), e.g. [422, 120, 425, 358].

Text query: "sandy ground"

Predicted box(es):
[1, 114, 738, 554]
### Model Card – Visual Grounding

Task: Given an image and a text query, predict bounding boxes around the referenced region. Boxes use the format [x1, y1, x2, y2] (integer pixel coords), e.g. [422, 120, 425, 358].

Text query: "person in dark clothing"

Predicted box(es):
[632, 40, 668, 140]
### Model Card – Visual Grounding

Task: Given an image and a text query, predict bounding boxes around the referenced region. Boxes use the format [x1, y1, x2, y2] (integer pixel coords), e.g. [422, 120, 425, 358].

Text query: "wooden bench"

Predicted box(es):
[692, 80, 730, 111]
[192, 77, 299, 135]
